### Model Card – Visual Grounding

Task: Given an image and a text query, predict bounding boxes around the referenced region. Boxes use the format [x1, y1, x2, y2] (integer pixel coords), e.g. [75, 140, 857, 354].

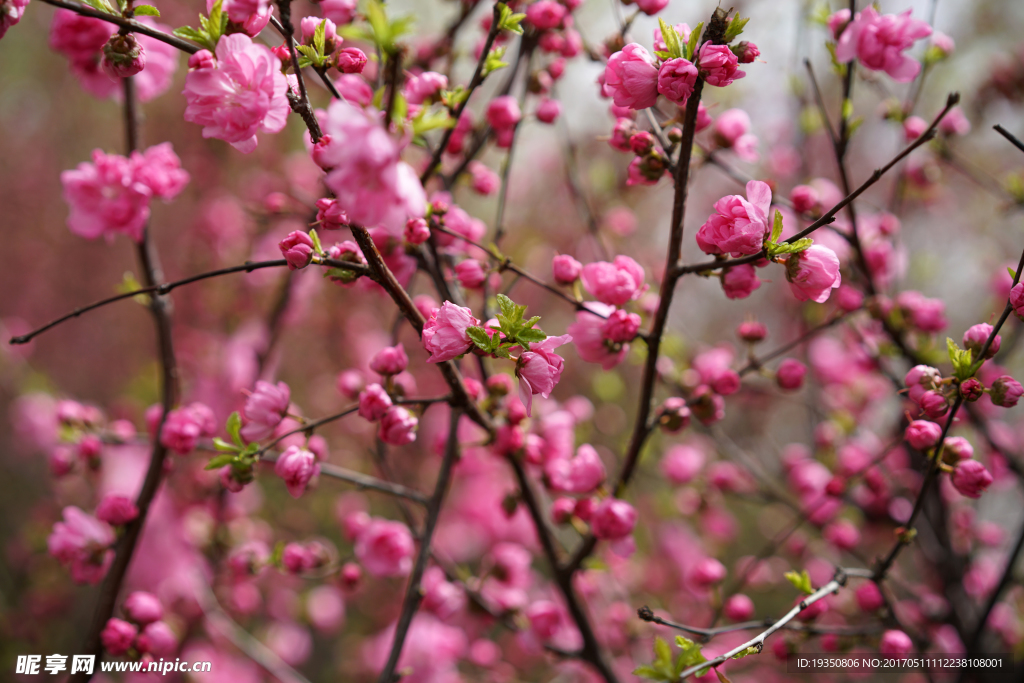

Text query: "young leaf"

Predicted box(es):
[658, 18, 683, 60]
[1008, 267, 1018, 281]
[723, 14, 750, 42]
[771, 209, 784, 244]
[498, 4, 526, 35]
[496, 293, 517, 321]
[204, 454, 236, 470]
[133, 4, 161, 16]
[784, 569, 814, 594]
[412, 108, 455, 136]
[309, 229, 323, 255]
[632, 665, 664, 681]
[841, 97, 854, 122]
[731, 646, 759, 659]
[483, 47, 509, 77]
[466, 326, 492, 350]
[212, 437, 240, 453]
[715, 668, 735, 683]
[686, 21, 703, 61]
[173, 26, 205, 42]
[674, 636, 708, 668]
[314, 18, 327, 57]
[207, 0, 222, 42]
[226, 411, 243, 447]
[517, 327, 547, 344]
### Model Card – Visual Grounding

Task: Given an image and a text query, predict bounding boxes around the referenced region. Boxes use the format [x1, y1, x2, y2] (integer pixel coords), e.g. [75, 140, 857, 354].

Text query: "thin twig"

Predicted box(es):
[37, 0, 201, 53]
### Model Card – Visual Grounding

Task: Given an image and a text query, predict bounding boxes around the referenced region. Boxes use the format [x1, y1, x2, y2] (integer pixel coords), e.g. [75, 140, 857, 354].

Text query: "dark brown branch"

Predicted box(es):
[639, 606, 883, 641]
[272, 3, 322, 142]
[37, 0, 201, 53]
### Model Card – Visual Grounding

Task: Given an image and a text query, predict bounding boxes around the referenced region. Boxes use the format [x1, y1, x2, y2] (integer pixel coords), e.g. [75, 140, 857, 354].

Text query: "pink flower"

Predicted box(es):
[938, 107, 970, 136]
[182, 34, 290, 153]
[896, 291, 947, 332]
[661, 444, 705, 484]
[1010, 283, 1024, 319]
[468, 161, 500, 195]
[131, 143, 190, 199]
[241, 380, 291, 442]
[635, 0, 668, 16]
[221, 0, 271, 26]
[61, 151, 150, 242]
[320, 0, 357, 25]
[317, 100, 426, 235]
[990, 375, 1023, 408]
[603, 44, 659, 110]
[160, 403, 216, 455]
[963, 323, 999, 360]
[370, 344, 408, 376]
[657, 58, 698, 104]
[855, 582, 884, 612]
[696, 180, 772, 256]
[136, 621, 177, 656]
[525, 0, 566, 30]
[354, 518, 414, 577]
[721, 263, 761, 299]
[714, 108, 751, 146]
[379, 406, 418, 445]
[546, 444, 607, 493]
[602, 309, 641, 343]
[688, 557, 727, 588]
[879, 629, 914, 656]
[455, 259, 488, 289]
[835, 7, 932, 82]
[422, 301, 480, 363]
[526, 601, 564, 640]
[733, 41, 760, 63]
[487, 95, 522, 130]
[568, 303, 629, 370]
[517, 335, 572, 415]
[903, 115, 928, 141]
[580, 255, 646, 305]
[697, 43, 746, 87]
[336, 47, 367, 74]
[905, 420, 941, 450]
[553, 254, 582, 284]
[943, 436, 974, 461]
[405, 71, 448, 105]
[101, 618, 137, 655]
[123, 591, 163, 625]
[786, 245, 842, 303]
[95, 494, 139, 526]
[47, 506, 115, 584]
[101, 33, 146, 79]
[279, 231, 315, 270]
[823, 519, 860, 550]
[590, 499, 637, 540]
[791, 185, 820, 214]
[723, 594, 755, 621]
[777, 359, 807, 390]
[536, 98, 562, 123]
[0, 0, 29, 39]
[274, 445, 319, 498]
[315, 197, 348, 230]
[359, 384, 393, 421]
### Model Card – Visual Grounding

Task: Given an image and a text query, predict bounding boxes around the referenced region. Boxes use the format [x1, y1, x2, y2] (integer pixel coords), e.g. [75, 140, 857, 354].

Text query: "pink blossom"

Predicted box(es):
[943, 436, 974, 461]
[552, 254, 582, 284]
[405, 71, 448, 105]
[951, 460, 993, 499]
[101, 34, 145, 79]
[697, 43, 746, 87]
[182, 34, 290, 153]
[320, 0, 357, 24]
[421, 566, 465, 619]
[723, 594, 755, 621]
[61, 151, 149, 242]
[777, 359, 807, 390]
[525, 0, 566, 30]
[47, 506, 115, 584]
[786, 245, 842, 303]
[101, 618, 137, 655]
[938, 107, 970, 136]
[370, 344, 409, 376]
[791, 185, 820, 214]
[905, 420, 942, 450]
[336, 47, 367, 74]
[657, 58, 699, 105]
[455, 259, 488, 289]
[318, 100, 426, 235]
[991, 375, 1023, 408]
[635, 0, 668, 16]
[590, 498, 637, 540]
[517, 335, 571, 415]
[240, 380, 290, 442]
[546, 444, 607, 493]
[536, 98, 562, 123]
[379, 406, 418, 445]
[721, 264, 761, 299]
[661, 444, 705, 484]
[405, 217, 430, 245]
[0, 0, 29, 39]
[835, 7, 932, 82]
[274, 446, 320, 498]
[160, 403, 216, 455]
[355, 518, 414, 577]
[95, 494, 139, 526]
[580, 255, 645, 305]
[123, 591, 163, 625]
[733, 41, 760, 63]
[468, 161, 500, 195]
[714, 108, 751, 146]
[422, 301, 480, 363]
[696, 180, 772, 256]
[879, 629, 914, 656]
[358, 384, 393, 421]
[131, 143, 190, 199]
[315, 197, 348, 230]
[603, 44, 659, 110]
[568, 303, 629, 370]
[688, 557, 727, 588]
[855, 582, 884, 612]
[896, 291, 947, 332]
[823, 519, 860, 550]
[136, 621, 177, 656]
[903, 115, 928, 141]
[602, 309, 641, 343]
[487, 95, 522, 130]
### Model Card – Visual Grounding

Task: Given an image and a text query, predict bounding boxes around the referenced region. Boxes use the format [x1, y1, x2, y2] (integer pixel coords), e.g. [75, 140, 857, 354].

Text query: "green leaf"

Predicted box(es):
[768, 238, 814, 257]
[441, 87, 468, 109]
[466, 326, 492, 350]
[632, 665, 664, 681]
[241, 442, 260, 458]
[496, 294, 518, 321]
[204, 454, 236, 470]
[81, 0, 116, 13]
[731, 646, 759, 659]
[654, 51, 673, 61]
[771, 209, 784, 243]
[314, 18, 327, 57]
[133, 4, 161, 16]
[173, 26, 205, 42]
[207, 0, 223, 42]
[517, 327, 547, 344]
[841, 98, 854, 122]
[675, 636, 708, 669]
[412, 108, 455, 136]
[685, 21, 703, 61]
[947, 337, 977, 381]
[1009, 267, 1018, 281]
[309, 229, 323, 255]
[522, 315, 541, 329]
[498, 4, 526, 35]
[784, 569, 814, 594]
[226, 411, 244, 447]
[658, 18, 684, 60]
[213, 437, 240, 453]
[724, 14, 750, 42]
[483, 46, 509, 77]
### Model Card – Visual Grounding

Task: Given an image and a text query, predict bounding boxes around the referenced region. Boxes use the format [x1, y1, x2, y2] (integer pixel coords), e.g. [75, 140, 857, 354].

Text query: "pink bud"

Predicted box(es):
[101, 33, 146, 79]
[379, 406, 418, 445]
[943, 436, 973, 460]
[274, 446, 319, 498]
[723, 594, 755, 621]
[658, 396, 691, 433]
[455, 259, 487, 289]
[486, 95, 522, 130]
[337, 369, 365, 398]
[905, 420, 941, 450]
[404, 217, 431, 245]
[536, 98, 562, 123]
[737, 320, 767, 342]
[188, 49, 215, 70]
[279, 231, 316, 270]
[776, 359, 807, 390]
[358, 384, 393, 421]
[990, 375, 1023, 408]
[283, 542, 314, 573]
[688, 557, 727, 588]
[823, 519, 860, 550]
[951, 460, 993, 499]
[879, 629, 913, 657]
[552, 254, 582, 284]
[100, 618, 137, 655]
[136, 620, 177, 656]
[790, 185, 819, 214]
[855, 582, 885, 612]
[551, 497, 575, 524]
[123, 591, 163, 625]
[661, 444, 705, 484]
[590, 498, 637, 540]
[95, 495, 139, 526]
[903, 116, 928, 141]
[369, 344, 409, 376]
[336, 47, 367, 73]
[963, 323, 999, 360]
[918, 390, 950, 419]
[340, 562, 362, 589]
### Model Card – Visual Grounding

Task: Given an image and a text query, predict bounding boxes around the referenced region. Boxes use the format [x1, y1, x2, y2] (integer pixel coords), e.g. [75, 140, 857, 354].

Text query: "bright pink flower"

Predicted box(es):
[487, 95, 522, 131]
[903, 115, 928, 141]
[124, 591, 163, 625]
[517, 334, 571, 415]
[688, 557, 727, 588]
[657, 58, 699, 105]
[546, 444, 607, 493]
[991, 375, 1023, 408]
[855, 582, 884, 612]
[896, 291, 946, 332]
[786, 244, 842, 303]
[61, 151, 151, 242]
[697, 43, 746, 87]
[422, 301, 480, 363]
[95, 494, 138, 526]
[943, 436, 974, 461]
[777, 359, 807, 390]
[790, 185, 819, 214]
[160, 403, 216, 455]
[568, 303, 629, 370]
[963, 323, 999, 360]
[879, 629, 914, 656]
[318, 100, 426, 235]
[603, 43, 659, 110]
[47, 506, 114, 584]
[536, 98, 562, 123]
[714, 108, 751, 146]
[580, 255, 645, 305]
[279, 231, 315, 270]
[938, 107, 970, 136]
[723, 594, 755, 621]
[602, 309, 641, 343]
[823, 519, 860, 550]
[525, 0, 566, 30]
[468, 161, 500, 195]
[101, 618, 137, 655]
[405, 71, 448, 105]
[354, 518, 414, 577]
[241, 380, 290, 442]
[553, 254, 582, 284]
[182, 34, 290, 153]
[370, 344, 408, 376]
[320, 0, 357, 25]
[136, 621, 177, 656]
[635, 0, 669, 16]
[131, 143, 190, 199]
[590, 498, 637, 540]
[661, 444, 705, 484]
[336, 46, 367, 73]
[455, 259, 488, 289]
[379, 406, 418, 445]
[696, 180, 772, 256]
[0, 0, 28, 39]
[315, 197, 348, 230]
[274, 445, 319, 498]
[358, 383, 393, 421]
[835, 7, 931, 82]
[721, 263, 761, 299]
[905, 420, 942, 450]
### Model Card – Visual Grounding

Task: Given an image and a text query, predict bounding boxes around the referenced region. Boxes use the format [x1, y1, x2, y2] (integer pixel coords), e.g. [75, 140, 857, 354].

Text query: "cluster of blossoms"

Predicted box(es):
[358, 344, 420, 445]
[100, 592, 177, 660]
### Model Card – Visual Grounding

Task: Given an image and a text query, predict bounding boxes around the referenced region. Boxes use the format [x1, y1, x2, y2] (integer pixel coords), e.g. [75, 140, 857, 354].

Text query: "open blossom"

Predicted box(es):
[95, 495, 138, 526]
[786, 245, 842, 303]
[568, 303, 630, 370]
[517, 335, 571, 415]
[355, 518, 414, 577]
[580, 256, 645, 305]
[160, 402, 216, 455]
[241, 381, 290, 442]
[721, 264, 761, 299]
[274, 446, 319, 498]
[47, 506, 115, 584]
[951, 460, 993, 499]
[657, 58, 698, 104]
[405, 71, 447, 105]
[546, 444, 606, 493]
[422, 301, 480, 363]
[591, 499, 637, 540]
[696, 180, 772, 256]
[697, 43, 745, 87]
[183, 34, 290, 153]
[379, 406, 418, 445]
[317, 100, 426, 235]
[835, 7, 932, 82]
[603, 44, 659, 110]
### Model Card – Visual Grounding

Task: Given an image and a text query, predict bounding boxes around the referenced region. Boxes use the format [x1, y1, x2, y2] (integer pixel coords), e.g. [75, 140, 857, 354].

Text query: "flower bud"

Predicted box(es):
[880, 630, 913, 657]
[536, 98, 562, 124]
[101, 33, 146, 80]
[990, 375, 1023, 408]
[657, 396, 691, 433]
[123, 591, 163, 625]
[590, 498, 637, 540]
[552, 254, 582, 284]
[100, 618, 137, 656]
[404, 217, 430, 245]
[776, 359, 807, 390]
[723, 594, 755, 621]
[736, 320, 767, 343]
[335, 46, 368, 74]
[358, 384, 392, 421]
[918, 390, 950, 419]
[629, 131, 655, 156]
[370, 344, 409, 376]
[731, 41, 760, 64]
[905, 420, 941, 450]
[963, 323, 999, 360]
[959, 378, 983, 402]
[279, 231, 315, 270]
[455, 259, 487, 289]
[95, 494, 139, 526]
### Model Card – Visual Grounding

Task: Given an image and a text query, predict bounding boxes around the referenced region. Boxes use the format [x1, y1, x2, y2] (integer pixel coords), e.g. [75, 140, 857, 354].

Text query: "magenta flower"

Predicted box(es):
[455, 259, 488, 289]
[635, 0, 668, 16]
[697, 43, 746, 87]
[721, 263, 761, 299]
[336, 46, 367, 74]
[517, 334, 571, 416]
[47, 506, 115, 584]
[590, 498, 638, 540]
[354, 518, 414, 577]
[661, 444, 705, 484]
[131, 143, 190, 200]
[486, 95, 522, 130]
[159, 402, 216, 455]
[422, 301, 480, 363]
[545, 444, 607, 493]
[274, 445, 319, 498]
[100, 618, 137, 655]
[182, 34, 289, 153]
[379, 406, 418, 445]
[241, 380, 290, 442]
[279, 231, 316, 270]
[536, 98, 562, 124]
[696, 180, 772, 256]
[525, 0, 566, 30]
[359, 383, 392, 421]
[404, 71, 448, 105]
[136, 621, 177, 657]
[657, 57, 699, 104]
[603, 43, 659, 110]
[580, 255, 646, 305]
[688, 557, 727, 588]
[568, 303, 630, 370]
[602, 309, 641, 343]
[723, 594, 755, 621]
[370, 344, 409, 376]
[552, 254, 582, 284]
[95, 494, 139, 526]
[776, 359, 807, 390]
[905, 419, 941, 450]
[0, 0, 29, 39]
[786, 244, 842, 303]
[123, 591, 163, 625]
[951, 460, 993, 499]
[835, 7, 932, 83]
[990, 376, 1023, 408]
[879, 629, 914, 656]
